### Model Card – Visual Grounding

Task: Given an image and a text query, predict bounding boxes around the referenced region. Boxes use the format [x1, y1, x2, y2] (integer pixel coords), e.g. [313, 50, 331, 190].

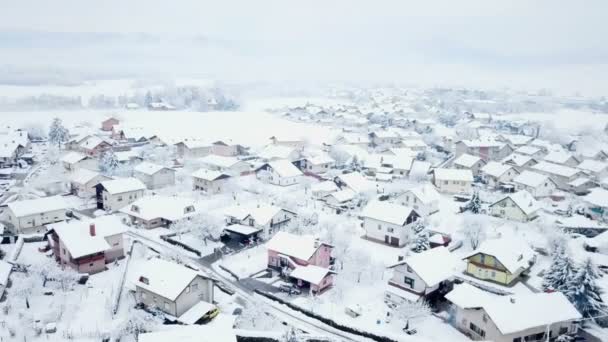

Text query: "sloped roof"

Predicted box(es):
[61, 151, 88, 164]
[513, 170, 552, 188]
[453, 154, 482, 168]
[69, 168, 105, 185]
[266, 159, 303, 177]
[266, 231, 325, 261]
[134, 162, 173, 176]
[136, 258, 208, 301]
[493, 190, 540, 216]
[8, 195, 68, 217]
[389, 247, 457, 286]
[464, 237, 535, 274]
[99, 178, 146, 194]
[361, 200, 417, 226]
[481, 161, 516, 178]
[404, 184, 440, 204]
[120, 196, 197, 222]
[191, 169, 231, 181]
[544, 150, 578, 165]
[433, 168, 473, 182]
[49, 216, 128, 259]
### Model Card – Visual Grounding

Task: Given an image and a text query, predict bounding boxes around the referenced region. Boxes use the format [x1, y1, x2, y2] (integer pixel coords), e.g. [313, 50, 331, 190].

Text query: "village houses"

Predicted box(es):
[480, 161, 519, 188]
[133, 161, 176, 189]
[489, 190, 540, 222]
[432, 168, 474, 194]
[452, 153, 486, 177]
[361, 200, 420, 247]
[512, 170, 557, 198]
[394, 184, 440, 216]
[95, 177, 146, 212]
[121, 196, 197, 229]
[192, 169, 232, 193]
[7, 196, 69, 234]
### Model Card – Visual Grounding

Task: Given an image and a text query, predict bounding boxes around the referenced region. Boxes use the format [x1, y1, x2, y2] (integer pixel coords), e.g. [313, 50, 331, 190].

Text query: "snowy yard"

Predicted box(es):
[217, 245, 268, 279]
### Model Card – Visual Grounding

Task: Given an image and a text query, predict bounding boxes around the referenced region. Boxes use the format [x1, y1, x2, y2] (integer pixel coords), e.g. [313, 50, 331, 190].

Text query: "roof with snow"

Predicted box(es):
[514, 145, 542, 156]
[99, 177, 146, 194]
[120, 196, 197, 222]
[453, 154, 482, 168]
[311, 180, 339, 193]
[568, 177, 595, 187]
[578, 159, 608, 174]
[532, 161, 581, 178]
[136, 258, 209, 301]
[7, 195, 68, 217]
[388, 247, 457, 286]
[361, 200, 417, 226]
[544, 150, 578, 165]
[306, 154, 335, 165]
[512, 170, 551, 188]
[258, 145, 297, 160]
[481, 161, 516, 178]
[584, 187, 608, 207]
[139, 324, 236, 342]
[61, 151, 88, 164]
[433, 168, 473, 182]
[266, 231, 328, 261]
[265, 159, 303, 177]
[464, 237, 535, 274]
[49, 216, 127, 259]
[290, 264, 333, 285]
[502, 153, 534, 167]
[492, 190, 540, 216]
[134, 162, 173, 176]
[191, 169, 231, 181]
[325, 188, 356, 203]
[222, 203, 291, 225]
[200, 154, 244, 169]
[404, 184, 440, 204]
[458, 139, 505, 148]
[335, 172, 375, 193]
[69, 168, 106, 185]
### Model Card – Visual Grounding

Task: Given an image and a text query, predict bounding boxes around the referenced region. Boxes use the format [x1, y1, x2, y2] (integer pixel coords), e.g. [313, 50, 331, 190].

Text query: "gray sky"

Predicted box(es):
[1, 0, 606, 94]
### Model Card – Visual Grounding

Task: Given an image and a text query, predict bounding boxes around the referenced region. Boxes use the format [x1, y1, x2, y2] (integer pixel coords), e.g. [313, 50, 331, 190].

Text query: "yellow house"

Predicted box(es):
[463, 238, 536, 286]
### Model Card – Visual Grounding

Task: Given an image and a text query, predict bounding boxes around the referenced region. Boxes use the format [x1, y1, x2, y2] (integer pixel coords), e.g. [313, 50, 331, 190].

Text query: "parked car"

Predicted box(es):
[279, 284, 301, 295]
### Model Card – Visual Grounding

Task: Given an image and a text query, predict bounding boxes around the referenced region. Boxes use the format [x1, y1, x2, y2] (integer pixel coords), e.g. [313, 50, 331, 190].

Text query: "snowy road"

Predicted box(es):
[125, 230, 372, 342]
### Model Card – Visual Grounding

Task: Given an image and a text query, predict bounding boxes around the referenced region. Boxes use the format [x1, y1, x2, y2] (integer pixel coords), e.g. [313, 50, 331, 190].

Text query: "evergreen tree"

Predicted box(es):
[410, 219, 425, 234]
[411, 231, 430, 253]
[568, 258, 606, 322]
[48, 117, 69, 146]
[542, 250, 577, 293]
[463, 191, 481, 213]
[99, 150, 119, 176]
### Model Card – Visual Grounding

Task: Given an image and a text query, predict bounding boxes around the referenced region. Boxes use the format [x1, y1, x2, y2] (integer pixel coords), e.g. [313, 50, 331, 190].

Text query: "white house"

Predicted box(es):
[299, 155, 335, 174]
[512, 170, 557, 198]
[432, 168, 473, 194]
[256, 159, 303, 186]
[489, 190, 540, 222]
[385, 247, 458, 304]
[455, 139, 513, 161]
[134, 258, 214, 318]
[199, 154, 250, 176]
[133, 162, 176, 190]
[361, 200, 420, 247]
[69, 168, 110, 197]
[584, 188, 608, 221]
[577, 159, 608, 180]
[311, 180, 339, 199]
[121, 196, 197, 229]
[7, 196, 69, 234]
[222, 203, 296, 238]
[334, 172, 376, 194]
[543, 150, 580, 167]
[257, 145, 301, 162]
[480, 162, 519, 188]
[513, 145, 545, 159]
[192, 169, 232, 194]
[452, 153, 486, 176]
[501, 153, 538, 172]
[394, 184, 440, 216]
[532, 161, 585, 189]
[95, 178, 146, 212]
[323, 188, 357, 210]
[446, 283, 581, 342]
[568, 177, 598, 195]
[61, 151, 92, 171]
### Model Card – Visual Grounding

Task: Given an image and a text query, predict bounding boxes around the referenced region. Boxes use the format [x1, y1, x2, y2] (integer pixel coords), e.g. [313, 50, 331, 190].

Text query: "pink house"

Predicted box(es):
[266, 231, 334, 294]
[101, 117, 120, 132]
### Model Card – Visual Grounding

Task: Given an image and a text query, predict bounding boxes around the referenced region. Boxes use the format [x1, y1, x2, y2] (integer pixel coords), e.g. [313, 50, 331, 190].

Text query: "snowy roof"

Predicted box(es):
[178, 301, 217, 325]
[389, 247, 457, 286]
[481, 161, 515, 178]
[337, 133, 370, 144]
[433, 168, 473, 182]
[578, 159, 608, 174]
[513, 170, 551, 188]
[136, 258, 208, 301]
[325, 188, 356, 203]
[464, 237, 535, 274]
[556, 215, 608, 230]
[69, 168, 105, 185]
[191, 169, 231, 181]
[0, 260, 12, 287]
[409, 160, 431, 176]
[361, 200, 417, 226]
[544, 150, 578, 165]
[401, 139, 427, 148]
[224, 224, 261, 236]
[134, 162, 173, 176]
[453, 154, 482, 168]
[99, 177, 146, 194]
[223, 203, 289, 225]
[306, 154, 334, 165]
[120, 196, 197, 221]
[458, 139, 505, 148]
[61, 151, 88, 164]
[311, 180, 339, 193]
[584, 187, 608, 207]
[499, 134, 533, 146]
[404, 184, 440, 204]
[501, 153, 534, 167]
[79, 135, 113, 149]
[514, 145, 542, 156]
[49, 216, 128, 259]
[7, 195, 68, 217]
[335, 172, 375, 193]
[200, 154, 244, 169]
[266, 231, 327, 261]
[448, 284, 582, 335]
[532, 161, 581, 178]
[568, 177, 595, 187]
[493, 190, 540, 216]
[114, 150, 140, 162]
[290, 265, 332, 285]
[258, 145, 297, 160]
[266, 159, 303, 177]
[139, 325, 236, 342]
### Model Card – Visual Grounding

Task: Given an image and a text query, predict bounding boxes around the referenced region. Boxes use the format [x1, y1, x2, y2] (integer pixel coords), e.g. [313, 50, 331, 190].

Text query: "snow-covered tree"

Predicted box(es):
[410, 231, 430, 253]
[99, 149, 119, 176]
[394, 300, 431, 323]
[410, 219, 426, 234]
[461, 214, 487, 250]
[462, 191, 481, 214]
[568, 258, 606, 322]
[172, 211, 225, 246]
[48, 117, 69, 146]
[542, 250, 577, 293]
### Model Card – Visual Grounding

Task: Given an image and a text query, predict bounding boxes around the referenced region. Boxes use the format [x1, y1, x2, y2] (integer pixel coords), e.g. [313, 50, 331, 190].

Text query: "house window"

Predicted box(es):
[513, 338, 521, 342]
[117, 196, 123, 202]
[482, 314, 488, 323]
[164, 302, 171, 311]
[403, 276, 414, 288]
[387, 227, 394, 233]
[559, 327, 568, 335]
[480, 254, 485, 264]
[89, 263, 94, 267]
[141, 292, 147, 300]
[192, 283, 198, 291]
[443, 180, 448, 185]
[469, 323, 485, 338]
[406, 265, 412, 273]
[378, 224, 382, 230]
[186, 285, 191, 293]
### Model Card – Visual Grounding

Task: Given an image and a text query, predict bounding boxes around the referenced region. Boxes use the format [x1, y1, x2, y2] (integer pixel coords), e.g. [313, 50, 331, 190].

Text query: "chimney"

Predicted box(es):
[89, 223, 96, 236]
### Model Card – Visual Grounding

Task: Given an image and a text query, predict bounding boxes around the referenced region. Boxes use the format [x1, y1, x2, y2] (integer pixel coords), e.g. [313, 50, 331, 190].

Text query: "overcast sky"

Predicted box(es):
[1, 1, 606, 94]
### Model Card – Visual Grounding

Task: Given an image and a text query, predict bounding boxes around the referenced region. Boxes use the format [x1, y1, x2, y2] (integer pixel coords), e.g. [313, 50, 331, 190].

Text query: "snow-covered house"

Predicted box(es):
[256, 159, 303, 186]
[175, 139, 213, 158]
[361, 200, 420, 247]
[323, 188, 357, 210]
[455, 139, 513, 161]
[501, 153, 538, 172]
[222, 204, 296, 238]
[513, 145, 545, 159]
[531, 161, 585, 189]
[452, 154, 486, 176]
[334, 133, 370, 148]
[298, 155, 335, 174]
[446, 283, 581, 342]
[95, 178, 146, 212]
[463, 238, 536, 286]
[133, 162, 176, 189]
[199, 154, 250, 176]
[369, 130, 401, 147]
[7, 196, 69, 234]
[192, 169, 232, 194]
[432, 168, 473, 194]
[101, 117, 119, 132]
[583, 187, 608, 220]
[489, 190, 540, 222]
[496, 134, 533, 147]
[399, 139, 428, 152]
[134, 258, 214, 318]
[512, 170, 557, 198]
[480, 162, 519, 188]
[266, 231, 334, 294]
[69, 168, 110, 197]
[395, 184, 440, 216]
[60, 151, 92, 171]
[578, 148, 608, 162]
[385, 247, 458, 304]
[79, 135, 114, 157]
[311, 180, 339, 198]
[567, 177, 598, 195]
[543, 150, 580, 167]
[577, 159, 608, 180]
[257, 144, 301, 162]
[121, 196, 197, 229]
[269, 136, 306, 149]
[48, 216, 127, 274]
